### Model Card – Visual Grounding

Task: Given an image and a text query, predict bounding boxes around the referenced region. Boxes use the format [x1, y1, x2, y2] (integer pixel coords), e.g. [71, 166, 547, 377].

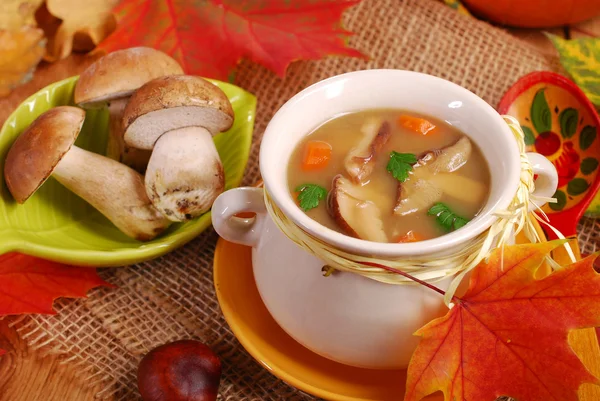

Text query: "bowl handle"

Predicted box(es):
[211, 187, 266, 247]
[527, 152, 559, 211]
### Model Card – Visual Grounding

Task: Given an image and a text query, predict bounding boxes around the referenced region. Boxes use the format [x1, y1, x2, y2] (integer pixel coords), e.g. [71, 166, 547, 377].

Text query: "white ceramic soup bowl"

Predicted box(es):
[212, 70, 558, 369]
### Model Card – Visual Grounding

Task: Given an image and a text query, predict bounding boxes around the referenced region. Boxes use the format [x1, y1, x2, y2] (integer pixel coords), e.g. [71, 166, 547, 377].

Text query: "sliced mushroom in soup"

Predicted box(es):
[287, 109, 491, 243]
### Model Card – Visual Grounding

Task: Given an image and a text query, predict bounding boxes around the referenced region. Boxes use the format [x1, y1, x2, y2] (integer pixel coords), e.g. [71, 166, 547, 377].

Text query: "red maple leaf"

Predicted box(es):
[0, 253, 113, 316]
[97, 0, 366, 80]
[405, 241, 600, 401]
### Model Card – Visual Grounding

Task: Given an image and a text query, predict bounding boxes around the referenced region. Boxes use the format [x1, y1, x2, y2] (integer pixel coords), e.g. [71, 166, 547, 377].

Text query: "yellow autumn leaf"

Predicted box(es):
[0, 27, 46, 97]
[0, 0, 44, 30]
[45, 0, 119, 61]
[546, 33, 600, 106]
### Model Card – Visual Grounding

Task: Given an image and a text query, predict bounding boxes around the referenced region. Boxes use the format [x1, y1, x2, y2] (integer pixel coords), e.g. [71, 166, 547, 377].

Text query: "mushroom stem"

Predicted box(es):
[53, 146, 171, 240]
[107, 98, 151, 173]
[106, 98, 127, 161]
[145, 126, 225, 222]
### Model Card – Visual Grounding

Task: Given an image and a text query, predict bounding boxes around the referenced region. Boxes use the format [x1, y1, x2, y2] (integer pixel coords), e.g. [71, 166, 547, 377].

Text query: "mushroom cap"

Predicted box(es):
[4, 106, 85, 203]
[74, 47, 183, 108]
[122, 75, 234, 150]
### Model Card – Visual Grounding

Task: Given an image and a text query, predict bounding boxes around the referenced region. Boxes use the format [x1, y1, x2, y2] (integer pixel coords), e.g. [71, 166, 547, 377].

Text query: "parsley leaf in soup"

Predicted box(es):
[387, 151, 417, 182]
[295, 183, 328, 211]
[427, 202, 470, 232]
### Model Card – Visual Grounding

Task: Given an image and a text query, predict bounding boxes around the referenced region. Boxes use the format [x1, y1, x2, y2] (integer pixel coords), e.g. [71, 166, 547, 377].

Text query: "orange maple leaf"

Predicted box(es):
[97, 0, 365, 80]
[0, 253, 113, 316]
[405, 241, 600, 401]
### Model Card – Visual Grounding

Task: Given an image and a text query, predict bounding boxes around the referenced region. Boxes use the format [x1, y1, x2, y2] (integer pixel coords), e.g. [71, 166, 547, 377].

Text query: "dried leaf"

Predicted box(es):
[97, 0, 365, 80]
[0, 253, 113, 315]
[405, 241, 600, 401]
[0, 0, 44, 30]
[45, 0, 119, 61]
[546, 34, 600, 106]
[0, 27, 46, 97]
[34, 2, 62, 47]
[0, 53, 101, 126]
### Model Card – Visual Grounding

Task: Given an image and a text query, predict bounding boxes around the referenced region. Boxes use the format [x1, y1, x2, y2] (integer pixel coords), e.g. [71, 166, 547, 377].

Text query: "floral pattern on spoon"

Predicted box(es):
[498, 71, 600, 238]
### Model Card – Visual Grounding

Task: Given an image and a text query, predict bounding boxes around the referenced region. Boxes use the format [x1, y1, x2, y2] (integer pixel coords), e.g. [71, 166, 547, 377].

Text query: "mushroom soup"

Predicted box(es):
[287, 109, 491, 243]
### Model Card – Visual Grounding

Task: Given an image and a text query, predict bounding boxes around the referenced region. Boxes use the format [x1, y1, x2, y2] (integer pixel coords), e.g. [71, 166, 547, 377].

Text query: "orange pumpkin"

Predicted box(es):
[463, 0, 600, 28]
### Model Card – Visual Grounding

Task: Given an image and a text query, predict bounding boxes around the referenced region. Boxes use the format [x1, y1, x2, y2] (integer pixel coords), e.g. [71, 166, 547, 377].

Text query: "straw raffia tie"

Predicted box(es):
[265, 116, 568, 304]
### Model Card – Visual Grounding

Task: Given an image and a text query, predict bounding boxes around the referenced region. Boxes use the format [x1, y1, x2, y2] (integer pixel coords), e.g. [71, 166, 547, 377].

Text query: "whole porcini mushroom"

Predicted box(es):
[123, 75, 234, 222]
[74, 47, 183, 172]
[3, 106, 170, 241]
[138, 340, 222, 401]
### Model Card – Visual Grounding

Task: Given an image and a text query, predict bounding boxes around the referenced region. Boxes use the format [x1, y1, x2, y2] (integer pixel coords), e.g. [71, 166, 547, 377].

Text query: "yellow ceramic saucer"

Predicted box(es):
[214, 218, 547, 400]
[214, 238, 443, 401]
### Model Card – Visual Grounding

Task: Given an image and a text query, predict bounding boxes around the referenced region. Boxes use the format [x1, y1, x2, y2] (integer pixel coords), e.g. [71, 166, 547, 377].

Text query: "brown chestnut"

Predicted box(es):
[138, 340, 222, 401]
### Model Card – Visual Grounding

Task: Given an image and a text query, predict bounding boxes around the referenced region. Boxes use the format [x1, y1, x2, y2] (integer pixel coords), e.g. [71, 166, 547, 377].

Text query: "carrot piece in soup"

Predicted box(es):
[397, 230, 427, 243]
[302, 140, 332, 171]
[397, 115, 436, 135]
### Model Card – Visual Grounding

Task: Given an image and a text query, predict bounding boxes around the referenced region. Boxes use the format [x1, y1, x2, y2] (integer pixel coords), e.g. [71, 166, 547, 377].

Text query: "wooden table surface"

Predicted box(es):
[0, 317, 104, 401]
[1, 13, 600, 401]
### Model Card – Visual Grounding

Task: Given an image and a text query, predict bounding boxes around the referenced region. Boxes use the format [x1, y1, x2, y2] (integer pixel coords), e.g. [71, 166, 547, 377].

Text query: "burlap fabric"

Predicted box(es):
[10, 0, 577, 399]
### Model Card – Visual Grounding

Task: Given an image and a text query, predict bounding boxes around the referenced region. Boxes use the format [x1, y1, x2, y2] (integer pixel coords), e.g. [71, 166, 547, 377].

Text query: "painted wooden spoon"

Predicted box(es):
[498, 71, 600, 260]
[499, 71, 600, 398]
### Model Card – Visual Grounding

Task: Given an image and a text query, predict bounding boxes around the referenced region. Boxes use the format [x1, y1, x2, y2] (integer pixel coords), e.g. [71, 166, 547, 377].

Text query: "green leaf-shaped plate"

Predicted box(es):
[0, 76, 256, 266]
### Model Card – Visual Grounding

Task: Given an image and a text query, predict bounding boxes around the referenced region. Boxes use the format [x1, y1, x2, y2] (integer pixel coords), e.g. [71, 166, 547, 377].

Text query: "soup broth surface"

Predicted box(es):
[287, 109, 491, 243]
